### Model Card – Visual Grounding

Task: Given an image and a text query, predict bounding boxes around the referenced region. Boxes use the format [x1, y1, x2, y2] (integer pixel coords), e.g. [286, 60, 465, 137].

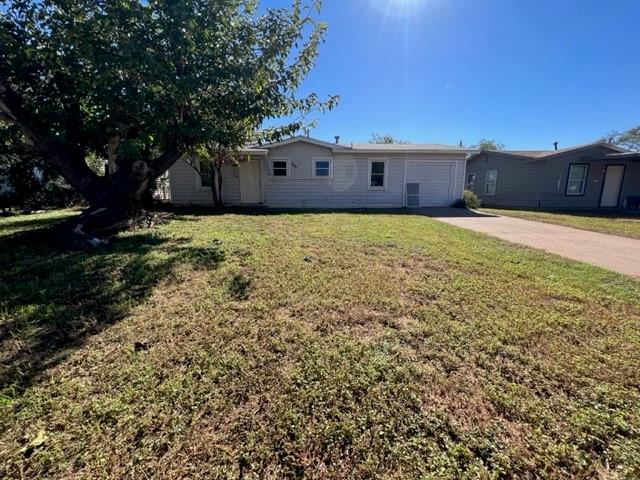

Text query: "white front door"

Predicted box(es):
[239, 160, 262, 204]
[600, 165, 624, 208]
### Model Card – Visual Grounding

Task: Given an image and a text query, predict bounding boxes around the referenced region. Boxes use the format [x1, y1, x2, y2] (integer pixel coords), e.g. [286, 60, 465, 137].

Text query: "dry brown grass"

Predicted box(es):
[0, 209, 639, 479]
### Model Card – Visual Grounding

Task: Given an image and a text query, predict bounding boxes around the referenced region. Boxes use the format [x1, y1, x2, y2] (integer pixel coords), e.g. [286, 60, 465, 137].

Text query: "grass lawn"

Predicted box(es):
[1, 209, 639, 479]
[482, 208, 640, 240]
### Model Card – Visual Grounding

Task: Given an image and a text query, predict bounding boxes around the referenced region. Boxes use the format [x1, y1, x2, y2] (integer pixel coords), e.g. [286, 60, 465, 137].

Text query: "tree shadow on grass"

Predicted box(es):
[167, 205, 443, 218]
[0, 227, 225, 402]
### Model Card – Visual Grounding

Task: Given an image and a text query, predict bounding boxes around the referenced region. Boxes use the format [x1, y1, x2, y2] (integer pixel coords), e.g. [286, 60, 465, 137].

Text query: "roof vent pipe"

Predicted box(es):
[335, 136, 340, 144]
[554, 141, 558, 151]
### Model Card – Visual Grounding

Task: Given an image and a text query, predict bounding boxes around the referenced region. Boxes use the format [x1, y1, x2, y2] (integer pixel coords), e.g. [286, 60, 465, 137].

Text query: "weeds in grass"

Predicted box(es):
[228, 271, 252, 300]
[0, 210, 639, 479]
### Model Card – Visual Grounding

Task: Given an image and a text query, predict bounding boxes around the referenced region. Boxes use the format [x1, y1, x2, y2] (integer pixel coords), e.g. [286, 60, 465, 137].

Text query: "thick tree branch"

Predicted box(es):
[0, 78, 102, 199]
[149, 144, 185, 179]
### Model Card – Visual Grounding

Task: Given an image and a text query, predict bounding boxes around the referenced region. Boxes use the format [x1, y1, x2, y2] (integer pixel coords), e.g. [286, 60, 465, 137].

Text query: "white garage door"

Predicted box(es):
[405, 161, 456, 207]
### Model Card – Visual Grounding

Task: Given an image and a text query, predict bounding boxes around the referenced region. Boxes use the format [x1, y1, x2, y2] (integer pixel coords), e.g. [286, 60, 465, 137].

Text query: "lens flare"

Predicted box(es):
[371, 0, 428, 18]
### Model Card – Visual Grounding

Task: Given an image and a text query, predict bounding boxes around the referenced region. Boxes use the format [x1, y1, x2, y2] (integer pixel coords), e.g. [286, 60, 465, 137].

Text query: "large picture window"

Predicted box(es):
[566, 164, 588, 196]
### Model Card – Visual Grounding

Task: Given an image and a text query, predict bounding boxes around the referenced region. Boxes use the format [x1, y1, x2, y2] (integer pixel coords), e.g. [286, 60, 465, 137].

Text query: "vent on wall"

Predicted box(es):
[406, 183, 420, 208]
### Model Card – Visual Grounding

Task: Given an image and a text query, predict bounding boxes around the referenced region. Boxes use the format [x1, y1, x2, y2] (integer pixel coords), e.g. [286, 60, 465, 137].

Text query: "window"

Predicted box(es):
[566, 164, 588, 196]
[485, 170, 497, 195]
[369, 160, 387, 189]
[199, 159, 214, 188]
[466, 173, 476, 190]
[313, 158, 332, 178]
[271, 159, 289, 177]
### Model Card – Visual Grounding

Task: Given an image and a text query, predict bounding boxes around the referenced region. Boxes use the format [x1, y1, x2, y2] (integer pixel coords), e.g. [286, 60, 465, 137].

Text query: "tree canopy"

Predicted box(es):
[0, 0, 336, 240]
[606, 126, 640, 152]
[471, 139, 505, 151]
[369, 133, 408, 144]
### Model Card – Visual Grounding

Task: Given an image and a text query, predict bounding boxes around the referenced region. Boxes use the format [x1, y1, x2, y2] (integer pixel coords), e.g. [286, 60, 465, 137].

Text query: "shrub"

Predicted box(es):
[453, 190, 481, 209]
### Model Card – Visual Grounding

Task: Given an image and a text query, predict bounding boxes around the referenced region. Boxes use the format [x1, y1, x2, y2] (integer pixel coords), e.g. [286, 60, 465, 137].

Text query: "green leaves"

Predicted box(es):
[472, 139, 506, 151]
[1, 0, 337, 182]
[607, 126, 640, 152]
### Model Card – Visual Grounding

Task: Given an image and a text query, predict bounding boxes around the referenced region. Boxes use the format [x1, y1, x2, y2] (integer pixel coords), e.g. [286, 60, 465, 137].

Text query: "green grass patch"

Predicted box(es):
[0, 209, 639, 478]
[0, 209, 80, 237]
[483, 208, 640, 240]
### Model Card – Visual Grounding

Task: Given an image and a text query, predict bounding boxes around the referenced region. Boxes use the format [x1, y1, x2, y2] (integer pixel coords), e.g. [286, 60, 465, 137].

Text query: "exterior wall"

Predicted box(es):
[262, 141, 406, 208]
[168, 156, 241, 206]
[621, 162, 640, 207]
[466, 153, 545, 208]
[168, 141, 467, 208]
[539, 146, 626, 210]
[468, 146, 636, 211]
[262, 141, 466, 208]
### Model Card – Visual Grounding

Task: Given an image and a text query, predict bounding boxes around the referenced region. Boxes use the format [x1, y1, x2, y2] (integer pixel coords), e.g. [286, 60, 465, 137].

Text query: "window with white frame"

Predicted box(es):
[369, 160, 387, 189]
[271, 159, 289, 177]
[313, 158, 332, 178]
[485, 170, 497, 195]
[466, 173, 476, 190]
[566, 164, 588, 196]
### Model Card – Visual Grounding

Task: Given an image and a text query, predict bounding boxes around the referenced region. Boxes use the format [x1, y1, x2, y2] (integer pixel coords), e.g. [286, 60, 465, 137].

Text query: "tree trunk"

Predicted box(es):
[214, 161, 223, 209]
[54, 160, 153, 249]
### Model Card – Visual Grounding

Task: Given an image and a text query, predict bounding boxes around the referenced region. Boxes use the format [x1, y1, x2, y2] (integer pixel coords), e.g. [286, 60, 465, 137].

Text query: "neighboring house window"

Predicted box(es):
[313, 158, 332, 178]
[271, 159, 289, 177]
[566, 164, 588, 196]
[485, 170, 497, 195]
[466, 173, 476, 190]
[369, 160, 387, 189]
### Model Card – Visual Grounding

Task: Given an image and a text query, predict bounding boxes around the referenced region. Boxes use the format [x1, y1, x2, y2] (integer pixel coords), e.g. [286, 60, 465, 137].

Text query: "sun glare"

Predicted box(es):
[371, 0, 428, 18]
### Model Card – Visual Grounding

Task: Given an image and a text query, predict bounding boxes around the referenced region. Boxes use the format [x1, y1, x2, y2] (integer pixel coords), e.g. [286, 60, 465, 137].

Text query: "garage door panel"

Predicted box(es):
[406, 161, 455, 207]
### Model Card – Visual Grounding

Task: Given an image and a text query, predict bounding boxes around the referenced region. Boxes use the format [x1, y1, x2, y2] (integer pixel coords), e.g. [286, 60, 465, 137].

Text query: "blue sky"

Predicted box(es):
[264, 0, 640, 149]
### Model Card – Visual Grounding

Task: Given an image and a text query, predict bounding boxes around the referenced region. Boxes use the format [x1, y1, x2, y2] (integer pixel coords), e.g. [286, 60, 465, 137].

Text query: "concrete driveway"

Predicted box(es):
[423, 208, 640, 278]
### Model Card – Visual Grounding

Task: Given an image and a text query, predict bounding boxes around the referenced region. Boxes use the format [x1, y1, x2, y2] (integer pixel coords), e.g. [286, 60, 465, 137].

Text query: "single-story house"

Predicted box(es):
[465, 142, 640, 210]
[168, 136, 472, 208]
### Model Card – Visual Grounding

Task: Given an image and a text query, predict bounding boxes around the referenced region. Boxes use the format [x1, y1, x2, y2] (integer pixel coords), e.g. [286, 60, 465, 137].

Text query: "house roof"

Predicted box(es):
[347, 143, 475, 154]
[239, 147, 268, 155]
[256, 136, 350, 151]
[606, 152, 640, 161]
[467, 141, 625, 162]
[251, 135, 474, 154]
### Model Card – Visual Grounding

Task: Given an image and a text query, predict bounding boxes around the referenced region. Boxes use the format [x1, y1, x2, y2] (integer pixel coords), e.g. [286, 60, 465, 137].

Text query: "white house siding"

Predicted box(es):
[168, 157, 241, 206]
[262, 140, 405, 208]
[168, 141, 467, 208]
[405, 161, 462, 206]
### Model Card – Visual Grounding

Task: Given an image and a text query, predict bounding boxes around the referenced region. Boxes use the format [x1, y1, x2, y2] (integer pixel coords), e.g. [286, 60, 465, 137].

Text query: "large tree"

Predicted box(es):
[606, 126, 640, 152]
[471, 139, 505, 151]
[369, 133, 408, 144]
[0, 0, 336, 246]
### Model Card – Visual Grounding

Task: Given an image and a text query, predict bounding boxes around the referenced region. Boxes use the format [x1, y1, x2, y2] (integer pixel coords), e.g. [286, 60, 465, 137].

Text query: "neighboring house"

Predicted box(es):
[168, 136, 471, 208]
[466, 142, 640, 210]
